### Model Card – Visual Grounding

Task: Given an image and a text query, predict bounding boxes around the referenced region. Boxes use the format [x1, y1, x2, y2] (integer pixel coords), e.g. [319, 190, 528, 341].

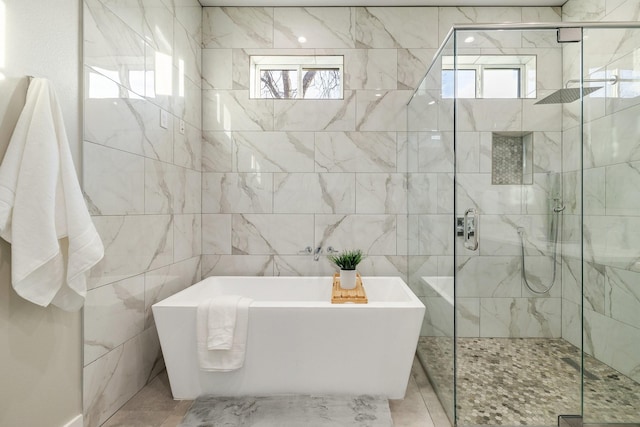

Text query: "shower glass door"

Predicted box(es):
[452, 27, 581, 426]
[580, 25, 640, 425]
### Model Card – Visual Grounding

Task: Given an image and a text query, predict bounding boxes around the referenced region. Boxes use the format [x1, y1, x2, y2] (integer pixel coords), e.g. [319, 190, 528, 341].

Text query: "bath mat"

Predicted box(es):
[178, 394, 392, 427]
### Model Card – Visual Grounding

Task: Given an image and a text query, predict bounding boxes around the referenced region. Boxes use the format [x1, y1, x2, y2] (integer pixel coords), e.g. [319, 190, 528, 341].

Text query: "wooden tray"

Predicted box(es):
[331, 272, 368, 304]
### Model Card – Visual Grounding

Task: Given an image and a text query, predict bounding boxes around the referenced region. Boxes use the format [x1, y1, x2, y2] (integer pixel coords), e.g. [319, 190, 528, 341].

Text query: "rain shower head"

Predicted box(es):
[535, 87, 602, 105]
[535, 75, 618, 105]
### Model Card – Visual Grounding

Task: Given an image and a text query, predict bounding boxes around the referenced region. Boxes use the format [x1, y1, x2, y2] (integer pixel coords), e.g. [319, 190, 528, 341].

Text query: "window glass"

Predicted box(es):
[483, 68, 520, 98]
[442, 69, 476, 98]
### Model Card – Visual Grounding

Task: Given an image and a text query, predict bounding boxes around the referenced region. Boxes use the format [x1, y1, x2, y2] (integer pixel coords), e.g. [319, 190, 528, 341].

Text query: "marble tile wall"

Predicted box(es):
[201, 7, 563, 302]
[562, 0, 640, 392]
[407, 15, 565, 340]
[82, 1, 202, 426]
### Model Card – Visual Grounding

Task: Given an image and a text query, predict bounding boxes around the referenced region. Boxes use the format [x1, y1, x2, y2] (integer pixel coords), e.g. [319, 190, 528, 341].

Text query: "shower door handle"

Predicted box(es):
[463, 208, 479, 251]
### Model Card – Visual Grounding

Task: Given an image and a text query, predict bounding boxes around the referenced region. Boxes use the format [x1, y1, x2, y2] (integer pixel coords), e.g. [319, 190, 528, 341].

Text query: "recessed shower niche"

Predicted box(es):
[491, 132, 533, 185]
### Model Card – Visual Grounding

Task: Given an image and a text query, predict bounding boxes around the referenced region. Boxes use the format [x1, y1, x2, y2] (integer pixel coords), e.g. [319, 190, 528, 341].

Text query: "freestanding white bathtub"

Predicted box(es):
[152, 276, 425, 400]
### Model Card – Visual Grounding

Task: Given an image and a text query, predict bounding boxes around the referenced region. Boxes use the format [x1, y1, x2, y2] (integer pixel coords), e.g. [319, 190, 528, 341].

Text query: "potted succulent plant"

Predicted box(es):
[329, 249, 364, 290]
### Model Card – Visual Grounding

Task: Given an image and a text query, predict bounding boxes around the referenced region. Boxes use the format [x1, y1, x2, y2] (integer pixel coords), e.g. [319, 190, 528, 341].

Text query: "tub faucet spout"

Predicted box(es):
[314, 246, 323, 261]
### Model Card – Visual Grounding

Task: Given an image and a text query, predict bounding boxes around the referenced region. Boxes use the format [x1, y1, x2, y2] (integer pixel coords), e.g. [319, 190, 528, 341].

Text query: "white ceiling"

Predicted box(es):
[199, 0, 566, 6]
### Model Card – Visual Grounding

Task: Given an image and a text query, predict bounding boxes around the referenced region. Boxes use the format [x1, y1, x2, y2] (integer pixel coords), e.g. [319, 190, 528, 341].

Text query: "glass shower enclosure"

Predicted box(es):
[407, 22, 640, 426]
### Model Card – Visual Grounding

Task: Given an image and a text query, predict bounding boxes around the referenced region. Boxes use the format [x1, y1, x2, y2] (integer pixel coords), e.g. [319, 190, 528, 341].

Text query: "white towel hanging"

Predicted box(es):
[0, 78, 104, 311]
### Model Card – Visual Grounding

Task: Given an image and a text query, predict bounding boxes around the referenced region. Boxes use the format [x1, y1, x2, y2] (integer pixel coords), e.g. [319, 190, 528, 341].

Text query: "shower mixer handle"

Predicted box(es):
[463, 208, 479, 251]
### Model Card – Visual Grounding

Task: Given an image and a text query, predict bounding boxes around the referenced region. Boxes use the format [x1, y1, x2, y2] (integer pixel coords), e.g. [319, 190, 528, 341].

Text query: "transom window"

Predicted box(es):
[442, 55, 536, 99]
[250, 55, 343, 100]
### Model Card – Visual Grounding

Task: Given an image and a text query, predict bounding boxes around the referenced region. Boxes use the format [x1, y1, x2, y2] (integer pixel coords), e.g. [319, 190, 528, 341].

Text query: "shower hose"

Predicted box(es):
[517, 203, 564, 295]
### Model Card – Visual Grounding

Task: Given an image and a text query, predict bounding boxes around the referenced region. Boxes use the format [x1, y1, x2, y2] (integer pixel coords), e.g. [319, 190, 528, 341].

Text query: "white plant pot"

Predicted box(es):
[339, 269, 357, 289]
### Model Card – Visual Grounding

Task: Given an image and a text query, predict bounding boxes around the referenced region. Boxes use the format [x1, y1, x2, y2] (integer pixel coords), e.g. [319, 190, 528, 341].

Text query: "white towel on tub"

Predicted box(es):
[197, 296, 253, 371]
[207, 295, 243, 350]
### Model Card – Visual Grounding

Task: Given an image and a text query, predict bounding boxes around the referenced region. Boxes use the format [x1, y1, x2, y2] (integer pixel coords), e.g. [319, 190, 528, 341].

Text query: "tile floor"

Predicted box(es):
[418, 337, 640, 426]
[102, 357, 451, 427]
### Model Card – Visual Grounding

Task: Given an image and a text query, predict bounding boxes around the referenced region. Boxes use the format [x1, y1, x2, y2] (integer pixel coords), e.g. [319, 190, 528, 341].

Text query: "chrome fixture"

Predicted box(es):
[313, 246, 323, 261]
[298, 246, 312, 255]
[326, 246, 339, 254]
[535, 75, 618, 105]
[518, 197, 564, 295]
[463, 208, 479, 251]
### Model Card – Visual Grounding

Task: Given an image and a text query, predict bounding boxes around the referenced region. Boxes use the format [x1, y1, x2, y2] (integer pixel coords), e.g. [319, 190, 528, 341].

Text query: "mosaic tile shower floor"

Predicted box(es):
[417, 337, 640, 426]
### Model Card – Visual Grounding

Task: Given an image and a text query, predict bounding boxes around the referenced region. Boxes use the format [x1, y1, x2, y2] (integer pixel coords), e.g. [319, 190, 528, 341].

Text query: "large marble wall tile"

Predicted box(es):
[407, 256, 439, 297]
[561, 256, 582, 307]
[174, 118, 202, 171]
[273, 7, 355, 48]
[234, 131, 315, 172]
[274, 173, 355, 214]
[523, 96, 563, 132]
[202, 7, 274, 49]
[521, 9, 562, 47]
[522, 173, 553, 215]
[562, 0, 606, 21]
[420, 296, 454, 337]
[84, 275, 145, 365]
[173, 74, 202, 128]
[406, 91, 440, 132]
[355, 7, 439, 49]
[274, 91, 356, 131]
[457, 298, 481, 338]
[437, 7, 523, 49]
[418, 132, 454, 173]
[456, 99, 522, 132]
[83, 335, 152, 427]
[84, 93, 173, 163]
[202, 131, 233, 172]
[89, 215, 174, 289]
[583, 215, 640, 272]
[602, 49, 640, 116]
[455, 132, 480, 173]
[173, 19, 201, 88]
[344, 49, 397, 90]
[174, 4, 202, 42]
[418, 215, 453, 256]
[397, 49, 436, 90]
[202, 173, 273, 214]
[562, 299, 582, 348]
[83, 141, 144, 215]
[315, 131, 396, 173]
[315, 214, 397, 255]
[202, 49, 232, 89]
[355, 90, 411, 131]
[273, 255, 336, 277]
[583, 308, 640, 383]
[605, 266, 640, 329]
[455, 173, 522, 215]
[232, 214, 314, 255]
[437, 173, 454, 214]
[479, 214, 526, 257]
[174, 214, 201, 261]
[480, 298, 562, 338]
[143, 257, 200, 329]
[180, 169, 201, 214]
[201, 255, 274, 277]
[356, 173, 407, 214]
[202, 214, 232, 255]
[396, 213, 408, 256]
[531, 131, 562, 173]
[84, 0, 146, 95]
[144, 159, 181, 214]
[456, 256, 521, 298]
[397, 132, 413, 173]
[605, 161, 640, 215]
[584, 103, 640, 168]
[358, 255, 407, 280]
[203, 90, 274, 131]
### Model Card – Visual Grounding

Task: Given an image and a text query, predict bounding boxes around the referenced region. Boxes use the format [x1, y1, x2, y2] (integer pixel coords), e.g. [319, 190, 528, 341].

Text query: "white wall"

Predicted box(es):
[0, 1, 83, 427]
